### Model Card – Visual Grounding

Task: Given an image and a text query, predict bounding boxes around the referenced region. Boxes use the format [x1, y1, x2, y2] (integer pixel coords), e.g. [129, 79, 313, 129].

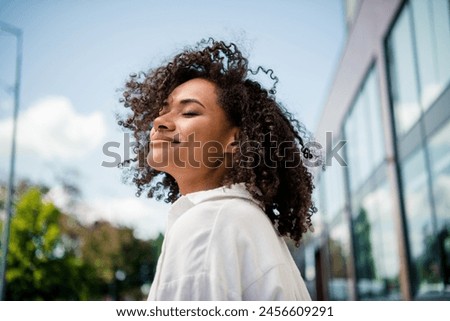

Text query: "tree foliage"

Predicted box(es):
[71, 220, 163, 300]
[353, 207, 376, 279]
[5, 187, 96, 300]
[1, 184, 163, 300]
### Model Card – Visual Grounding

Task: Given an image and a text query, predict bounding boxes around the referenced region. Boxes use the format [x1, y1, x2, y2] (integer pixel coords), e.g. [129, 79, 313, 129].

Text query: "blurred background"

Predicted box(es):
[0, 0, 345, 300]
[0, 0, 448, 301]
[307, 0, 450, 301]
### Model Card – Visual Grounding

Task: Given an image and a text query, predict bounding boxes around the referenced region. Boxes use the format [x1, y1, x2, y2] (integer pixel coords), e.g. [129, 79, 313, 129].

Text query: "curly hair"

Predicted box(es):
[118, 39, 317, 245]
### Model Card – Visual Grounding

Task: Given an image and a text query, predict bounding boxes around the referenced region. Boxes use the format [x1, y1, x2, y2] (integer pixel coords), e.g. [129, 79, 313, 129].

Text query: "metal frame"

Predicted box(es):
[0, 21, 23, 301]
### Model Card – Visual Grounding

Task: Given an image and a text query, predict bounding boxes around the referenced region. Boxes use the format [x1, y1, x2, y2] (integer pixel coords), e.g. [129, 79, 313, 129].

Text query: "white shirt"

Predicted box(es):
[148, 183, 311, 301]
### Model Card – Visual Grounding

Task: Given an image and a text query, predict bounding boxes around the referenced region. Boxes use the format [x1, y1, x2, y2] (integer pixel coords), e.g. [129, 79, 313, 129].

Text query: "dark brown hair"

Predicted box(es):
[118, 39, 317, 245]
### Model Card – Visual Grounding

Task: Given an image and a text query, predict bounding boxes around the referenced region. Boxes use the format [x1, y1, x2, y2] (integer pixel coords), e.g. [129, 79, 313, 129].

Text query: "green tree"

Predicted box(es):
[2, 181, 164, 300]
[77, 220, 163, 300]
[5, 187, 97, 300]
[328, 238, 347, 278]
[353, 207, 376, 279]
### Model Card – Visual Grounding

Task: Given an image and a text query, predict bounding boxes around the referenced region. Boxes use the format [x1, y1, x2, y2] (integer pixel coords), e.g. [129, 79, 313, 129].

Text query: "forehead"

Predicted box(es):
[166, 78, 218, 104]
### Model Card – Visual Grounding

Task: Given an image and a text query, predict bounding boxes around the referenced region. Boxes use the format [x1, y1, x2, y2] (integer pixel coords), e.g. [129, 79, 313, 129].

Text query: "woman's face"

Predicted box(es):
[147, 78, 238, 187]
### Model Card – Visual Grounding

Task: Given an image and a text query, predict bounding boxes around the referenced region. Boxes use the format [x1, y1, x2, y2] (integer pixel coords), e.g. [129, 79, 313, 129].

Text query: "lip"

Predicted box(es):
[150, 134, 180, 144]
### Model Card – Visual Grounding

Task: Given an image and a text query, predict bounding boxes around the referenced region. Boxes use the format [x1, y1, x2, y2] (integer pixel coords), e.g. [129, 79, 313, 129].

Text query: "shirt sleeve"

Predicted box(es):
[211, 200, 311, 301]
[242, 264, 312, 300]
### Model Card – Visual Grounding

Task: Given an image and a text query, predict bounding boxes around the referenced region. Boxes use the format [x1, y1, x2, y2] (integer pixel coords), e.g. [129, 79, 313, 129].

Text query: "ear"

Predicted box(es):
[225, 127, 240, 154]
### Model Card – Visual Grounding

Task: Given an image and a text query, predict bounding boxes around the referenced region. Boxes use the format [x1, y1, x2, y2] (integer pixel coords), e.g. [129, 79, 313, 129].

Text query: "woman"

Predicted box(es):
[118, 39, 316, 300]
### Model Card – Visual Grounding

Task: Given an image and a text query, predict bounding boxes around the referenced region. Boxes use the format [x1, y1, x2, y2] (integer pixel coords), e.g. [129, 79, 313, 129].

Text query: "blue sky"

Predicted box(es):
[0, 0, 345, 239]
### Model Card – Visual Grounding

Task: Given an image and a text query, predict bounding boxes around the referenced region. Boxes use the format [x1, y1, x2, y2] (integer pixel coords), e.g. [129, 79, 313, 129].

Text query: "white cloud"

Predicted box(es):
[0, 96, 106, 160]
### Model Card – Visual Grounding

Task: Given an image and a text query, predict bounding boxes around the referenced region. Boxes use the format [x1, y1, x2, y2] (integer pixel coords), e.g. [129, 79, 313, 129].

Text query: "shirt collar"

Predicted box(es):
[167, 183, 260, 229]
[185, 183, 256, 205]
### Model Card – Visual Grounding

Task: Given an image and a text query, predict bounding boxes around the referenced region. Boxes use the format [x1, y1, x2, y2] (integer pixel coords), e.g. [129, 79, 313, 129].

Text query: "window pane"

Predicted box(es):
[366, 70, 385, 167]
[328, 211, 351, 300]
[344, 68, 385, 193]
[318, 174, 328, 216]
[353, 180, 401, 300]
[428, 120, 450, 288]
[387, 5, 421, 136]
[432, 0, 450, 89]
[411, 0, 439, 109]
[324, 147, 346, 219]
[411, 0, 450, 109]
[401, 148, 440, 296]
[345, 110, 359, 192]
[355, 93, 371, 183]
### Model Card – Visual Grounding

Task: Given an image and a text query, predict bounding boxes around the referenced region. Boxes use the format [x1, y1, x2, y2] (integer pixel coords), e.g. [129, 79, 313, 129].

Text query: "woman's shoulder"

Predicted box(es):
[172, 195, 273, 238]
[213, 197, 279, 241]
[210, 197, 291, 273]
[176, 196, 263, 227]
[170, 184, 277, 241]
[218, 197, 267, 222]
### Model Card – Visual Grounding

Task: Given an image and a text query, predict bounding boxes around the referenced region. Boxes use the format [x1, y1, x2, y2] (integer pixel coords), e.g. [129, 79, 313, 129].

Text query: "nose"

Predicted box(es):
[153, 113, 175, 132]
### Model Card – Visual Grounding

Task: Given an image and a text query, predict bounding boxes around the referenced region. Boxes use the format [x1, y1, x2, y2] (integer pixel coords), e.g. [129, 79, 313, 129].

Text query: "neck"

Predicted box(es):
[174, 166, 229, 195]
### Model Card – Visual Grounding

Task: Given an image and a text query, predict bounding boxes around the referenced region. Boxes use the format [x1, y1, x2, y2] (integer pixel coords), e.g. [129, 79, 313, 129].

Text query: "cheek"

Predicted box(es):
[201, 141, 226, 167]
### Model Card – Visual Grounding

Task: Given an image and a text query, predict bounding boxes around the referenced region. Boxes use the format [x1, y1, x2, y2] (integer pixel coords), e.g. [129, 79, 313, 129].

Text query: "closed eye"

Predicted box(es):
[182, 111, 199, 117]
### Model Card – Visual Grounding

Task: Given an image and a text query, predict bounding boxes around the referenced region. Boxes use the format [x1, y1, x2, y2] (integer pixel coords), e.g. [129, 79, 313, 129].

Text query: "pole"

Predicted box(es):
[0, 21, 22, 301]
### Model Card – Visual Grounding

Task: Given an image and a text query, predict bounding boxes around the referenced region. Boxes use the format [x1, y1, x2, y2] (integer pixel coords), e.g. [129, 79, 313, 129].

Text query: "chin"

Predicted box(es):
[147, 152, 169, 171]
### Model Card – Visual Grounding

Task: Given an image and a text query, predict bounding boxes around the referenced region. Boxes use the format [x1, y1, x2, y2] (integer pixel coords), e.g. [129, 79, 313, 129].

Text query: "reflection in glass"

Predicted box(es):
[387, 0, 450, 298]
[401, 148, 440, 296]
[322, 158, 346, 221]
[431, 0, 450, 92]
[353, 181, 401, 299]
[354, 207, 376, 281]
[366, 72, 384, 167]
[345, 109, 359, 192]
[428, 121, 450, 290]
[386, 4, 421, 136]
[327, 212, 351, 300]
[411, 0, 450, 110]
[387, 0, 450, 136]
[345, 68, 385, 193]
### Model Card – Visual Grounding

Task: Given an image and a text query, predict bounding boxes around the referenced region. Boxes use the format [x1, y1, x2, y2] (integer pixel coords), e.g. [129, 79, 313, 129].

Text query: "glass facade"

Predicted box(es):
[428, 122, 450, 288]
[386, 5, 421, 136]
[322, 149, 346, 219]
[386, 0, 450, 298]
[410, 0, 450, 110]
[352, 179, 401, 300]
[344, 67, 400, 299]
[345, 69, 385, 193]
[319, 154, 351, 300]
[308, 0, 450, 300]
[387, 0, 450, 136]
[327, 211, 351, 300]
[316, 66, 401, 300]
[401, 148, 437, 295]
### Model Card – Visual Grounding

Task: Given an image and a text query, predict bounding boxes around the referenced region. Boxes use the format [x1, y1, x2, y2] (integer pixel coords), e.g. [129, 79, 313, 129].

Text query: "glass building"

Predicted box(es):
[302, 0, 450, 300]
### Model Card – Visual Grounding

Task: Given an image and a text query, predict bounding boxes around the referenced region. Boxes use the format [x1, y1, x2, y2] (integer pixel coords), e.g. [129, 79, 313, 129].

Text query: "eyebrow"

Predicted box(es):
[179, 98, 206, 109]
